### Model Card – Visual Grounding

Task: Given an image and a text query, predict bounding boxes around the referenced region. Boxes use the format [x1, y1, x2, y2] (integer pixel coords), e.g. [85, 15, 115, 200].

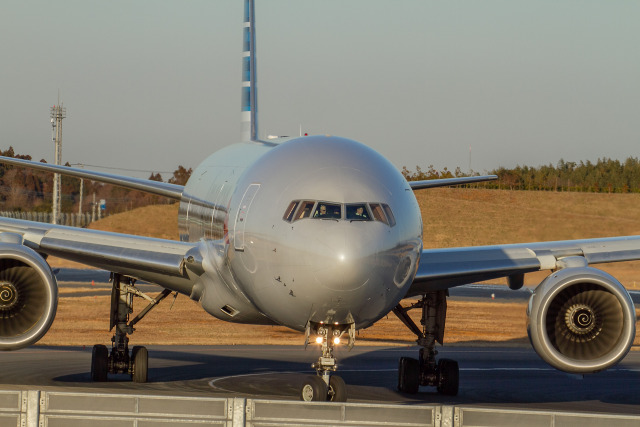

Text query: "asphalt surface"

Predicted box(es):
[1, 345, 639, 415]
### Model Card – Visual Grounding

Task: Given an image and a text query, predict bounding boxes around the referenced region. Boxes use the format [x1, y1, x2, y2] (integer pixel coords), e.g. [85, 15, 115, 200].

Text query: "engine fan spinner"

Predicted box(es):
[527, 266, 635, 373]
[0, 245, 58, 350]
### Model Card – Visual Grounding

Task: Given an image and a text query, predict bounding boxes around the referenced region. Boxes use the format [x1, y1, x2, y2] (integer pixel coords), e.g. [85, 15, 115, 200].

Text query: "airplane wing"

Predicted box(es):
[408, 235, 640, 296]
[0, 217, 203, 293]
[0, 156, 184, 200]
[408, 175, 498, 190]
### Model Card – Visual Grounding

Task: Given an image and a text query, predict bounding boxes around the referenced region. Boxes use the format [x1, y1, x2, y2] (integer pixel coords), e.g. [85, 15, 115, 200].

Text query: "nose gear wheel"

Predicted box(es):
[299, 322, 352, 402]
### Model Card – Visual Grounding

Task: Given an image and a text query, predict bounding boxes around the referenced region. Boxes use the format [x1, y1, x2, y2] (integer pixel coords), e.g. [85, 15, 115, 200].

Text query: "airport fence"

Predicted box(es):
[2, 389, 639, 427]
[0, 211, 101, 228]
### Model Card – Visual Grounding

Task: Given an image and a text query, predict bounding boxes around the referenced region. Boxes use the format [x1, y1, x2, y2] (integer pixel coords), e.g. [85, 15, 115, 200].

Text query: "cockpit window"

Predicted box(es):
[283, 200, 395, 227]
[314, 203, 341, 219]
[346, 204, 371, 221]
[283, 201, 299, 222]
[369, 204, 387, 225]
[382, 204, 396, 227]
[297, 201, 316, 220]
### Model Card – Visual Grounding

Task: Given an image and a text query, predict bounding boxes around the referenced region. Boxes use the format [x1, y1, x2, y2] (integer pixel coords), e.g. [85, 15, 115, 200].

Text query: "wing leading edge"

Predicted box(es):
[0, 217, 202, 295]
[409, 175, 498, 190]
[409, 235, 640, 297]
[0, 156, 184, 200]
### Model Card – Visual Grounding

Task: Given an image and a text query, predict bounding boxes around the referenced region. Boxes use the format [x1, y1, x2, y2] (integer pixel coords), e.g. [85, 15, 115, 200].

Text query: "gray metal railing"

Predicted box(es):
[2, 389, 639, 427]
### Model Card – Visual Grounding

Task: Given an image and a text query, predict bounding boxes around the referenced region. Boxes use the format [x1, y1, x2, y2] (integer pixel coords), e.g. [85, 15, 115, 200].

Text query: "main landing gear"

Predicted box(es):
[90, 273, 173, 383]
[299, 322, 354, 402]
[393, 290, 459, 396]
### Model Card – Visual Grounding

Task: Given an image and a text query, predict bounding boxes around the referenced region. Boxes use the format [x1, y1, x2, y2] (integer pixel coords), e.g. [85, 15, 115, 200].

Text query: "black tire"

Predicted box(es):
[398, 357, 419, 394]
[300, 375, 327, 401]
[131, 346, 148, 383]
[437, 358, 459, 396]
[328, 375, 347, 402]
[91, 344, 108, 382]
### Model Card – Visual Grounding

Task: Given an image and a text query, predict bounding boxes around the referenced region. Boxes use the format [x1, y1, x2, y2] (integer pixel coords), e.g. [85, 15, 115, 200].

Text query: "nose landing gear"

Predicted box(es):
[299, 322, 354, 402]
[394, 290, 459, 396]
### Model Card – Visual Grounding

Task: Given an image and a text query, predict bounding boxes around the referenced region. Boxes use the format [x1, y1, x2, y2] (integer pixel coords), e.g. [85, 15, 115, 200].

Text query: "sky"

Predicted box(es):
[1, 1, 639, 180]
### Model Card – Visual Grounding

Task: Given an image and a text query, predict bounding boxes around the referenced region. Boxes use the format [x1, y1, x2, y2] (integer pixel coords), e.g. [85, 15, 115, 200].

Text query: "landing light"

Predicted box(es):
[315, 336, 323, 344]
[333, 337, 340, 345]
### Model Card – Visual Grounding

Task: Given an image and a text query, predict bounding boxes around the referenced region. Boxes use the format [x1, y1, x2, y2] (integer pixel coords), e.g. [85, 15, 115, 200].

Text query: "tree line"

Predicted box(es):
[402, 157, 640, 193]
[4, 145, 639, 215]
[0, 147, 192, 214]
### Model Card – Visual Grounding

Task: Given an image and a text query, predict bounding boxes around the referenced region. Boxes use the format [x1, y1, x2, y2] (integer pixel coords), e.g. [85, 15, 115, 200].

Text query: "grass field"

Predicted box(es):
[43, 188, 640, 347]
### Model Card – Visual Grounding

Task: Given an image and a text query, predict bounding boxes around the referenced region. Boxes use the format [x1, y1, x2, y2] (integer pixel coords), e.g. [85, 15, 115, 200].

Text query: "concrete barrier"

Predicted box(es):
[1, 389, 638, 427]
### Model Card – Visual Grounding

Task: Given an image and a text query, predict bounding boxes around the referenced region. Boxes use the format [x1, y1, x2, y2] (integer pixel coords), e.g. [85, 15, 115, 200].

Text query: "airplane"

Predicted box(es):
[0, 0, 638, 403]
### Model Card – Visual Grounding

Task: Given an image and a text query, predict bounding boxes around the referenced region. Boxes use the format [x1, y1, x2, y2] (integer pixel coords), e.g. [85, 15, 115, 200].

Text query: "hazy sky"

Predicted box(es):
[1, 1, 639, 179]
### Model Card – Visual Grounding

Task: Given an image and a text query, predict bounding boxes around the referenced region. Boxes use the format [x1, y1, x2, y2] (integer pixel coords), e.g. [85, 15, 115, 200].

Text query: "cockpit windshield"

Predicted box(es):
[283, 200, 394, 226]
[313, 203, 341, 219]
[346, 204, 371, 221]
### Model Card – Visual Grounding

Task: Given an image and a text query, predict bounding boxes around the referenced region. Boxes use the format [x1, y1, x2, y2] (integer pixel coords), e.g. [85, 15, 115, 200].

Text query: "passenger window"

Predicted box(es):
[382, 204, 396, 227]
[296, 201, 316, 220]
[369, 204, 388, 225]
[283, 201, 299, 222]
[346, 204, 371, 221]
[314, 203, 341, 219]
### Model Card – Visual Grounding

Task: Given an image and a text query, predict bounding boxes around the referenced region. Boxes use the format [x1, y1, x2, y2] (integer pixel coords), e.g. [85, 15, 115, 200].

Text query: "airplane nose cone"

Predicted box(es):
[312, 225, 379, 292]
[303, 222, 419, 327]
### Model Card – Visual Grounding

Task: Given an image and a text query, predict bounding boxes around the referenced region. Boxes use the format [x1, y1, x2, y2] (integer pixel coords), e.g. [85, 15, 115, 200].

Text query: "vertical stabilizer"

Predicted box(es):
[241, 0, 258, 142]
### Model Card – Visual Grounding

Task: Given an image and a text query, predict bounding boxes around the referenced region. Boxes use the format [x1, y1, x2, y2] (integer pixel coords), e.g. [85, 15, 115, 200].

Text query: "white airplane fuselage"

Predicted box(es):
[179, 135, 423, 331]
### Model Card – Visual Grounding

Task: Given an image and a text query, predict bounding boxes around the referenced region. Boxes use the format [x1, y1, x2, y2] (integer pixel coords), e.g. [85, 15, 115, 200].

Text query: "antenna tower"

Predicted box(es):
[50, 102, 66, 224]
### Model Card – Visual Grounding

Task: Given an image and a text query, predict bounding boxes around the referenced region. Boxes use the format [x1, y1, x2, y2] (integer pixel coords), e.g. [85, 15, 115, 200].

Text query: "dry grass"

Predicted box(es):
[87, 203, 179, 240]
[40, 290, 535, 346]
[42, 189, 640, 347]
[421, 188, 640, 248]
[40, 290, 640, 348]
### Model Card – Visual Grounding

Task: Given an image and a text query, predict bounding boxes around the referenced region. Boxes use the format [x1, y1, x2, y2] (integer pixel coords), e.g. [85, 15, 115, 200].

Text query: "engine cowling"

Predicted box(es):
[527, 266, 635, 373]
[0, 244, 58, 350]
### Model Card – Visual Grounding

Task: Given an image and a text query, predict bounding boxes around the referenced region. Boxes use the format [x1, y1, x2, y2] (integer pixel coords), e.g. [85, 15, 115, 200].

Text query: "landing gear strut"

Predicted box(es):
[299, 322, 354, 402]
[90, 273, 173, 383]
[393, 290, 459, 396]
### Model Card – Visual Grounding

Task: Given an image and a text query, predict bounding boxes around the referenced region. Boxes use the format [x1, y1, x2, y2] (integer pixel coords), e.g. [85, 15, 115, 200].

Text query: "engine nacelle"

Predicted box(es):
[527, 267, 635, 373]
[0, 244, 58, 350]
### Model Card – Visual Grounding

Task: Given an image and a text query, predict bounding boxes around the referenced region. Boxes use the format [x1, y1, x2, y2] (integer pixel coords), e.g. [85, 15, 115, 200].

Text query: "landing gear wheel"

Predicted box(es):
[91, 344, 108, 382]
[328, 375, 347, 402]
[436, 358, 459, 396]
[131, 346, 148, 383]
[300, 375, 328, 402]
[398, 357, 419, 394]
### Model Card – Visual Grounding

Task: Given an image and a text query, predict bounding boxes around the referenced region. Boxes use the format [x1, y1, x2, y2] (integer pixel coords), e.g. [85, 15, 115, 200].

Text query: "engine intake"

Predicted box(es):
[527, 267, 635, 373]
[0, 244, 58, 351]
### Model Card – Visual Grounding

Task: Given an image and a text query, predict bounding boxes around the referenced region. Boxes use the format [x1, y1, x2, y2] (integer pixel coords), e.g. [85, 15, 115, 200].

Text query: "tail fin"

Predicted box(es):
[241, 0, 258, 142]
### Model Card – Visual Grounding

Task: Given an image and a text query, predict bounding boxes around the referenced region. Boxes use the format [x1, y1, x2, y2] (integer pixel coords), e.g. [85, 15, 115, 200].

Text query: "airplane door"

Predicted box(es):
[233, 183, 260, 251]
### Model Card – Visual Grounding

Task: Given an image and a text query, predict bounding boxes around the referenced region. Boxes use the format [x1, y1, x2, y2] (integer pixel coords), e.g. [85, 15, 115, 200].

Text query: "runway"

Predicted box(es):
[2, 345, 639, 415]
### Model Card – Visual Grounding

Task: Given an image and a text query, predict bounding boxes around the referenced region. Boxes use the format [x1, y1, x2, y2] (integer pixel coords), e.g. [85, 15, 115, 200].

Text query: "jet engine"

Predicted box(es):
[527, 266, 635, 373]
[0, 244, 58, 351]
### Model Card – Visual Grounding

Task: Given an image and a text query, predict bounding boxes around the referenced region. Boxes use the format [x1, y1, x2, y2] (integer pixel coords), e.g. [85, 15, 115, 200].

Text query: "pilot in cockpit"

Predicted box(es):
[316, 204, 328, 217]
[315, 203, 341, 219]
[354, 206, 367, 219]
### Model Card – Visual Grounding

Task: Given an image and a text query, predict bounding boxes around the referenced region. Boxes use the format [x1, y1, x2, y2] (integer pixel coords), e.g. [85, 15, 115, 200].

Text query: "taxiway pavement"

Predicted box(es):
[2, 345, 639, 415]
